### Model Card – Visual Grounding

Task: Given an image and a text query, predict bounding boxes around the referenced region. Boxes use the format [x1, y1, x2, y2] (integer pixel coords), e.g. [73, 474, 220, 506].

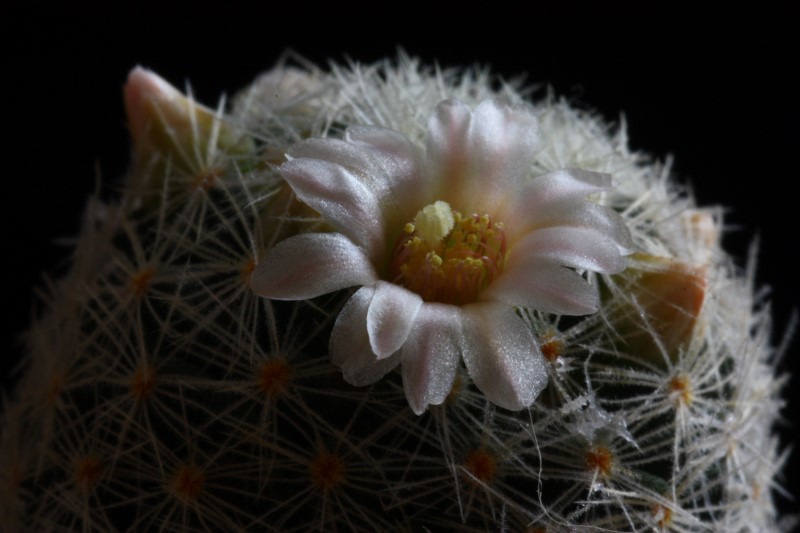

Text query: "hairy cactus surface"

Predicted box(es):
[1, 56, 794, 531]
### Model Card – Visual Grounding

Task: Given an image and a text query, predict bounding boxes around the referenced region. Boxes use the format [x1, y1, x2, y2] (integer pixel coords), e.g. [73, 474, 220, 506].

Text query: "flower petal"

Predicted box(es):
[280, 149, 385, 254]
[510, 226, 628, 273]
[250, 233, 376, 300]
[466, 99, 539, 190]
[483, 262, 600, 315]
[330, 286, 401, 386]
[525, 168, 612, 202]
[506, 169, 612, 228]
[344, 125, 428, 223]
[288, 137, 386, 186]
[425, 98, 471, 194]
[400, 304, 462, 414]
[460, 303, 548, 410]
[367, 282, 423, 359]
[426, 99, 540, 210]
[521, 201, 634, 254]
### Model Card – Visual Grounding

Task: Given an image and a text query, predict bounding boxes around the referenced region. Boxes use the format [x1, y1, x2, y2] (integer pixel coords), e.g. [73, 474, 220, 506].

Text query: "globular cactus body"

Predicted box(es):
[0, 57, 793, 532]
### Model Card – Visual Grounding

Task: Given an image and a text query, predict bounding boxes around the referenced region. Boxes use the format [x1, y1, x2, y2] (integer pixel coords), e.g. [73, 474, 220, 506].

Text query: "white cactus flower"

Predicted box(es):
[251, 98, 633, 414]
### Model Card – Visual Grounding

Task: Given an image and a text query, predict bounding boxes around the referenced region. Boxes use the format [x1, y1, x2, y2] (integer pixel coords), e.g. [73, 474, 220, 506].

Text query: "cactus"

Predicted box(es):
[1, 56, 794, 531]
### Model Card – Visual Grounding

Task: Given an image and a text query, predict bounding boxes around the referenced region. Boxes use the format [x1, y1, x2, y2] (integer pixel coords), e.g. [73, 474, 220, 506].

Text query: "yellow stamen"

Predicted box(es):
[388, 201, 508, 305]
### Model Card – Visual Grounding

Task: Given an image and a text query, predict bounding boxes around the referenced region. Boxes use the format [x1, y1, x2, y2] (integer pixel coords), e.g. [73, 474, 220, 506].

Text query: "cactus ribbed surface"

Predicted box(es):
[1, 57, 794, 532]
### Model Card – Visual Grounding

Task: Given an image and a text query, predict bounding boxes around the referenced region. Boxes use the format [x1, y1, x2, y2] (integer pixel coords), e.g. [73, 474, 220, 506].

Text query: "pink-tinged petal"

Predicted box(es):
[519, 201, 634, 254]
[460, 303, 548, 410]
[400, 304, 463, 414]
[343, 127, 419, 181]
[465, 100, 539, 193]
[506, 169, 612, 226]
[330, 286, 401, 386]
[279, 156, 385, 254]
[425, 99, 541, 210]
[367, 281, 423, 359]
[289, 136, 390, 194]
[425, 99, 471, 194]
[250, 233, 376, 300]
[510, 226, 628, 274]
[483, 262, 600, 315]
[345, 125, 428, 224]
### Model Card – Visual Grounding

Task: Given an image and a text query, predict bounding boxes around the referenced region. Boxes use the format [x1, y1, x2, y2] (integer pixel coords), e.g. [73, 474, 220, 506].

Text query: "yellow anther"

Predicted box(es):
[428, 252, 443, 267]
[389, 202, 508, 305]
[404, 236, 423, 250]
[472, 257, 484, 268]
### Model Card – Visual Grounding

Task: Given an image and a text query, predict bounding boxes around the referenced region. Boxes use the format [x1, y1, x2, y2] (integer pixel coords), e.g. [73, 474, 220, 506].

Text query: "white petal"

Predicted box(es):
[425, 99, 540, 210]
[527, 168, 612, 201]
[288, 137, 386, 186]
[425, 98, 471, 194]
[279, 156, 385, 254]
[345, 126, 428, 222]
[250, 233, 376, 300]
[506, 168, 612, 227]
[521, 201, 634, 254]
[460, 303, 548, 410]
[466, 100, 539, 190]
[400, 304, 463, 414]
[367, 282, 423, 359]
[330, 286, 401, 386]
[483, 262, 599, 315]
[510, 226, 627, 273]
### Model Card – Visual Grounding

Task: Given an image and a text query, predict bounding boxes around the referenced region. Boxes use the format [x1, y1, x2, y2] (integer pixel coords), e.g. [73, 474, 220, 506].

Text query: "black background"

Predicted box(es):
[4, 10, 797, 520]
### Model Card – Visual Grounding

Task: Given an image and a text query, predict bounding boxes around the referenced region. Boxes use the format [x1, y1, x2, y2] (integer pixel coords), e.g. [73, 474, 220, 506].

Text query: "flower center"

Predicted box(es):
[388, 201, 507, 305]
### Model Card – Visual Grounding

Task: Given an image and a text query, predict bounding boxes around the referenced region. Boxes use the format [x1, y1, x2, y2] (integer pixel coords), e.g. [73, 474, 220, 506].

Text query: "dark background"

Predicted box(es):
[4, 12, 797, 519]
